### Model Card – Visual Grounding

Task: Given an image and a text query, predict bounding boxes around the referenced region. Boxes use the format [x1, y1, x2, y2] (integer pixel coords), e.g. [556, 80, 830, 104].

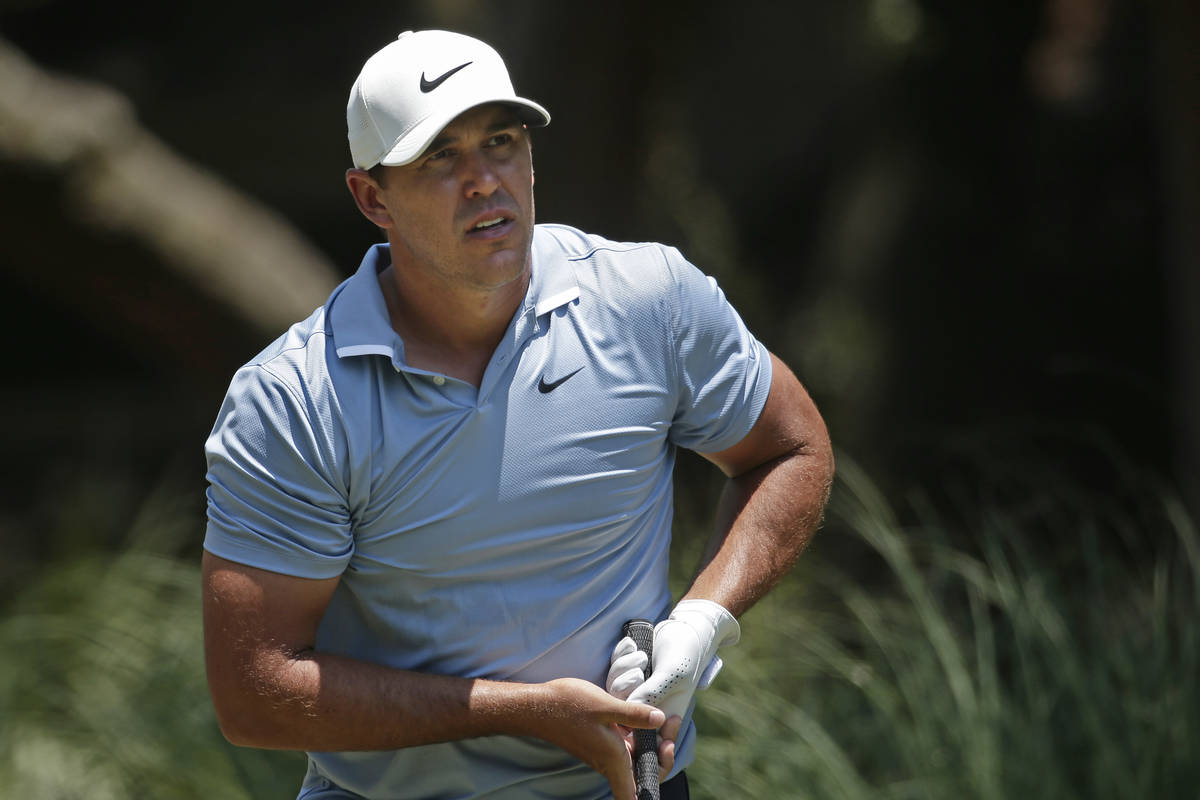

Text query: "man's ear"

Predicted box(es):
[528, 135, 535, 187]
[345, 168, 393, 229]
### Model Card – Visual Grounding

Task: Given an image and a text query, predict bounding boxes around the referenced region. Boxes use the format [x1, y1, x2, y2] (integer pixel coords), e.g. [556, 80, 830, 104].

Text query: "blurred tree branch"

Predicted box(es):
[0, 37, 339, 349]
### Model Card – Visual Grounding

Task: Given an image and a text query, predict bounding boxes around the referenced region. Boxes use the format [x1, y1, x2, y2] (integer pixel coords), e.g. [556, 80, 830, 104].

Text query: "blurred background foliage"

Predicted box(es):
[1, 0, 1196, 797]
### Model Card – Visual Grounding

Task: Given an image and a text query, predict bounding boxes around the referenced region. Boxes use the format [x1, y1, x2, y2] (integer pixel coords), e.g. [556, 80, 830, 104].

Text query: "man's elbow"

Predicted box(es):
[207, 673, 301, 750]
[217, 720, 258, 749]
[810, 427, 835, 490]
[778, 422, 833, 530]
[210, 690, 274, 748]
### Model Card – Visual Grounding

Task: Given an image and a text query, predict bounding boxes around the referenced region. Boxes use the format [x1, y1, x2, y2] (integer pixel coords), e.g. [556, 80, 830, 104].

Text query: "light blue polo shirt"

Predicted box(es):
[204, 223, 773, 799]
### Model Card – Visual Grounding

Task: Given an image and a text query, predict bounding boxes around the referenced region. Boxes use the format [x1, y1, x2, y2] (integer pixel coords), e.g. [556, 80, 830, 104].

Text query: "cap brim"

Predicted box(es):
[377, 98, 550, 167]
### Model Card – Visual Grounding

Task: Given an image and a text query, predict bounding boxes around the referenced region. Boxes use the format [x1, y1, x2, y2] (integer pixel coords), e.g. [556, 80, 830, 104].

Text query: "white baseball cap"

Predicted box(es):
[347, 30, 551, 169]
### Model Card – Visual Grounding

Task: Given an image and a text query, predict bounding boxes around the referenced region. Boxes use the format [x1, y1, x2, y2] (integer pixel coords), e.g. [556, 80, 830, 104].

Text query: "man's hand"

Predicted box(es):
[609, 599, 740, 721]
[528, 678, 666, 800]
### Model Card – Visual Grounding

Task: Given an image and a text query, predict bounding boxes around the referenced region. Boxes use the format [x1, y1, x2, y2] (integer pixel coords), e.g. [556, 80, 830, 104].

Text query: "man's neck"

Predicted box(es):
[377, 261, 530, 388]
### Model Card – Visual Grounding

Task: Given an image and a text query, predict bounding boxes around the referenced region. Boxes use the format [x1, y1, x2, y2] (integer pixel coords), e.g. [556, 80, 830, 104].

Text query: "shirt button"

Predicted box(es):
[433, 375, 446, 386]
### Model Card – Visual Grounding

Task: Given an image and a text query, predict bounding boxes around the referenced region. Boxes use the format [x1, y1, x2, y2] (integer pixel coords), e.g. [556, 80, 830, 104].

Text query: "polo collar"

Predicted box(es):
[529, 227, 581, 316]
[329, 228, 580, 363]
[328, 244, 399, 361]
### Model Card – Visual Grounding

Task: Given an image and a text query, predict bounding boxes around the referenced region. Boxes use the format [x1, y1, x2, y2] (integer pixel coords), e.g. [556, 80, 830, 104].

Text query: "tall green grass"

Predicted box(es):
[2, 461, 1195, 798]
[0, 484, 302, 799]
[688, 459, 1200, 799]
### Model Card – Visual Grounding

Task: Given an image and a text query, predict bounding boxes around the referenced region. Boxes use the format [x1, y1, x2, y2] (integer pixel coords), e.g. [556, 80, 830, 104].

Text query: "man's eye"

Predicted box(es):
[488, 133, 513, 147]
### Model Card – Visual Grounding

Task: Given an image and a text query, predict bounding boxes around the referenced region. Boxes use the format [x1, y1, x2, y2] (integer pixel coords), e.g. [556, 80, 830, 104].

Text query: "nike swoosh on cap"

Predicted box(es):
[420, 62, 472, 93]
[538, 367, 584, 394]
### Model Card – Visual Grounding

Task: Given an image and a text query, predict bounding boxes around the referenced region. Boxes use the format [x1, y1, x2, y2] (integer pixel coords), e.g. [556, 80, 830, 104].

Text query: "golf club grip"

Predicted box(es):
[622, 618, 660, 800]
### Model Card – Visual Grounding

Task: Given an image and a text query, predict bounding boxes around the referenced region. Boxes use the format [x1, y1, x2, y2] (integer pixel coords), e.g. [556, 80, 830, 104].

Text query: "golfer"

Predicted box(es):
[202, 29, 833, 800]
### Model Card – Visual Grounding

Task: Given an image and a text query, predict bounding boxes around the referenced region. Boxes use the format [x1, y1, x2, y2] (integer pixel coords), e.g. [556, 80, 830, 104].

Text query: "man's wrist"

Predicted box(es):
[466, 678, 545, 738]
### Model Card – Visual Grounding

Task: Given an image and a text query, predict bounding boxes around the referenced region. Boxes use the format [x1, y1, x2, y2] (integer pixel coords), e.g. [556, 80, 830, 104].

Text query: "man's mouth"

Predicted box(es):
[472, 217, 507, 231]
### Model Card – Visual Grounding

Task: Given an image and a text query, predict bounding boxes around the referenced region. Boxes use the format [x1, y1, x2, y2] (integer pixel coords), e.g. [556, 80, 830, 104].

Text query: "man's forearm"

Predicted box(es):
[215, 647, 672, 800]
[687, 440, 833, 617]
[684, 353, 834, 617]
[613, 439, 831, 724]
[215, 643, 671, 792]
[216, 648, 544, 751]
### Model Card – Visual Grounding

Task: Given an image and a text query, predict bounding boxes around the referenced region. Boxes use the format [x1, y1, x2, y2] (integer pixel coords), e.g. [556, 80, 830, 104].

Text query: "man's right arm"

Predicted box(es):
[201, 552, 665, 800]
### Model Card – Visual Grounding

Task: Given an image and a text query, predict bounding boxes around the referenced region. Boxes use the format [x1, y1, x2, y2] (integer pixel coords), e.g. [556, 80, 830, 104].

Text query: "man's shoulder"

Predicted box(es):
[534, 224, 688, 299]
[233, 304, 335, 396]
[535, 223, 678, 266]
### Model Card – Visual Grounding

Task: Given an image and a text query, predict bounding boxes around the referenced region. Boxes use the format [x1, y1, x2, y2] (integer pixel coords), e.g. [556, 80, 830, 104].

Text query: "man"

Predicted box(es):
[202, 29, 832, 800]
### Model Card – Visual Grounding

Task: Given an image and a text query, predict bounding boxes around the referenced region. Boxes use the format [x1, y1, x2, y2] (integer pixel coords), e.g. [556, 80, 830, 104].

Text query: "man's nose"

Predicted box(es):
[460, 150, 500, 198]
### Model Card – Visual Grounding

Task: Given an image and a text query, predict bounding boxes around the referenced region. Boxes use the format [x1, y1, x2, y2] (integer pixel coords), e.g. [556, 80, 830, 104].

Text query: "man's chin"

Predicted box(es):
[483, 234, 533, 280]
[463, 250, 530, 293]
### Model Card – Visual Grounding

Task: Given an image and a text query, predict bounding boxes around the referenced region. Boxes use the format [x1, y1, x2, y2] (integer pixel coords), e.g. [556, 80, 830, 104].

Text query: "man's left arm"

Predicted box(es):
[687, 350, 833, 616]
[611, 351, 832, 722]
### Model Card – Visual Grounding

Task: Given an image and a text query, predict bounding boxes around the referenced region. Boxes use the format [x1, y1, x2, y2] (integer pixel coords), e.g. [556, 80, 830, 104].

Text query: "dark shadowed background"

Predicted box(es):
[2, 0, 1193, 567]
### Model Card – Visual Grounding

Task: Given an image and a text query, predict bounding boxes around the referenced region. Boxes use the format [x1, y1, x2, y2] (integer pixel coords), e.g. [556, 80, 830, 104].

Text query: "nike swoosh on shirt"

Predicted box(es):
[420, 62, 472, 93]
[538, 367, 584, 393]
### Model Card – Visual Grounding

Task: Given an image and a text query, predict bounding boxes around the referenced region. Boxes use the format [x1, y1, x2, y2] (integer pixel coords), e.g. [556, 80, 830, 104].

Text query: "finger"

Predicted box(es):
[656, 713, 682, 780]
[610, 636, 638, 660]
[614, 700, 665, 730]
[607, 771, 637, 800]
[610, 649, 648, 674]
[657, 735, 676, 781]
[607, 667, 645, 699]
[659, 713, 683, 743]
[606, 650, 648, 697]
[634, 713, 673, 783]
[607, 729, 638, 800]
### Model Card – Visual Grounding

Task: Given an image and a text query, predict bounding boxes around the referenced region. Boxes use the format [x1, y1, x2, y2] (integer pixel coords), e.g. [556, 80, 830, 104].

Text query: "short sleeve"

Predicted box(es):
[203, 363, 353, 578]
[664, 249, 773, 453]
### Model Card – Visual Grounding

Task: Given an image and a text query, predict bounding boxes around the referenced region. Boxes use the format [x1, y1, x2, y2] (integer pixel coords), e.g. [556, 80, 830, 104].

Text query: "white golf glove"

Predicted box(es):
[606, 599, 740, 721]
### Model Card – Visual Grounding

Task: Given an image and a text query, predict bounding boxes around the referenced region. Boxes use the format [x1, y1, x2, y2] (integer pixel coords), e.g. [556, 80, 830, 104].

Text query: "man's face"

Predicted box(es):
[375, 103, 536, 293]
